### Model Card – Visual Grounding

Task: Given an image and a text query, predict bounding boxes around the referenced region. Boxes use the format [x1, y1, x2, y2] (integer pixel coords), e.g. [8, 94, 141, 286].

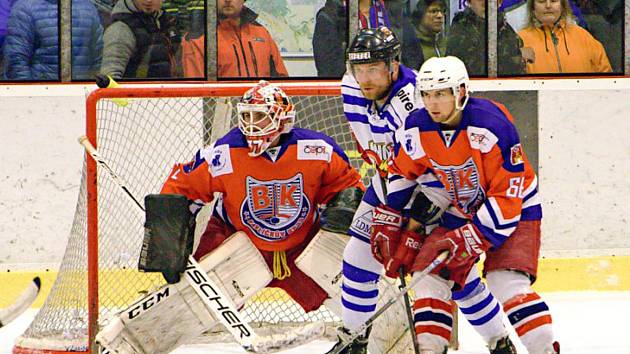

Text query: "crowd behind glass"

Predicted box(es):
[0, 0, 622, 81]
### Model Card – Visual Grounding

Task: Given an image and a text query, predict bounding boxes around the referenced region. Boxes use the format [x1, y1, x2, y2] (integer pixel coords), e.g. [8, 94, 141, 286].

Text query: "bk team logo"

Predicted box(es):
[431, 157, 485, 214]
[241, 174, 310, 241]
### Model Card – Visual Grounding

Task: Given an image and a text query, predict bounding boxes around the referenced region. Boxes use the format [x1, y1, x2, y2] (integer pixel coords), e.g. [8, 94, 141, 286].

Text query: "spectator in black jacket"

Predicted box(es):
[313, 0, 347, 77]
[100, 0, 179, 79]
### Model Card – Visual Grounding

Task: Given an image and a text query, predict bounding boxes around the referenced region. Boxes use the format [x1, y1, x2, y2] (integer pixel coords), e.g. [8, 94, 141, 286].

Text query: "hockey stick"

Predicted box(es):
[79, 136, 324, 353]
[399, 266, 421, 354]
[330, 250, 448, 354]
[0, 277, 41, 328]
[376, 174, 421, 354]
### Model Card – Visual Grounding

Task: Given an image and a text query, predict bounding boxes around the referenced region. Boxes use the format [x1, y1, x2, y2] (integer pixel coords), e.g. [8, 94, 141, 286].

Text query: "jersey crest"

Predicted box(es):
[430, 157, 485, 214]
[240, 174, 311, 242]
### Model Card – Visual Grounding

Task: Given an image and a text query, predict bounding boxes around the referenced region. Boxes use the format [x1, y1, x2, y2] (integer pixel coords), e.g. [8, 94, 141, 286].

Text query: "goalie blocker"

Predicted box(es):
[139, 194, 195, 284]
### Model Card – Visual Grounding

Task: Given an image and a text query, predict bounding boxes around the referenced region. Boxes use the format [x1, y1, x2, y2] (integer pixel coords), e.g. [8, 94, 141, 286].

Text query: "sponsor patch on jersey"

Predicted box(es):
[430, 157, 485, 215]
[510, 144, 524, 165]
[467, 126, 498, 153]
[398, 127, 425, 160]
[393, 86, 415, 112]
[349, 208, 375, 239]
[205, 144, 233, 177]
[297, 139, 333, 162]
[240, 174, 311, 242]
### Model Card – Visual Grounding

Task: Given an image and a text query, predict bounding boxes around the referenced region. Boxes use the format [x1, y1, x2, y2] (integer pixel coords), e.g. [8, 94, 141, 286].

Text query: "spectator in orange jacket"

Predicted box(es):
[216, 0, 287, 78]
[518, 0, 611, 73]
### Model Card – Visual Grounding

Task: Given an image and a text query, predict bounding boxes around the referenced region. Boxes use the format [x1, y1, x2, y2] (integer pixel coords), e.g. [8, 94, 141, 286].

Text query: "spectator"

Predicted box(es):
[312, 0, 347, 77]
[501, 0, 587, 32]
[518, 0, 611, 73]
[577, 0, 622, 72]
[446, 0, 529, 76]
[411, 0, 447, 62]
[100, 0, 179, 79]
[0, 0, 16, 72]
[216, 0, 288, 78]
[181, 0, 205, 77]
[163, 0, 190, 36]
[356, 0, 422, 70]
[3, 0, 102, 80]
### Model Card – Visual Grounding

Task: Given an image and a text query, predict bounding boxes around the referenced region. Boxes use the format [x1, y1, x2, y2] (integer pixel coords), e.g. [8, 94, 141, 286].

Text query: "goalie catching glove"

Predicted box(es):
[320, 187, 364, 234]
[139, 194, 195, 284]
[411, 224, 492, 290]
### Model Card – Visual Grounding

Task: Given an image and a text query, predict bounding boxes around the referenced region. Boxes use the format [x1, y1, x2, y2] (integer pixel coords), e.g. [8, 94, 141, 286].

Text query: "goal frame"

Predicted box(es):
[14, 82, 457, 354]
[83, 83, 341, 353]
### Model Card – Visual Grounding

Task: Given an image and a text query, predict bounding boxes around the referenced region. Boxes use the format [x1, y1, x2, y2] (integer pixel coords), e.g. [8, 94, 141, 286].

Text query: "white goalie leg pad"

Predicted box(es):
[96, 232, 272, 354]
[295, 230, 348, 317]
[295, 230, 418, 354]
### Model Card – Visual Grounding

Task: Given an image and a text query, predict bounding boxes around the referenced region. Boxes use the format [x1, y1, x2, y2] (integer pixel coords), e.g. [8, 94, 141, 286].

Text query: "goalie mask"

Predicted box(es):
[237, 80, 295, 157]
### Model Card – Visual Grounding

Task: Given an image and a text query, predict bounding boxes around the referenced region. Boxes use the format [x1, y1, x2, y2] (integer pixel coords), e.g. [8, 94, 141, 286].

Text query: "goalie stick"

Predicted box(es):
[329, 250, 448, 354]
[79, 135, 324, 353]
[0, 277, 41, 328]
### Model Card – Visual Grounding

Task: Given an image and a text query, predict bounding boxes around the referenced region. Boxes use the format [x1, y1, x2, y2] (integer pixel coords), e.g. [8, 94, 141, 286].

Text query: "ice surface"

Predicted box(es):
[2, 292, 629, 353]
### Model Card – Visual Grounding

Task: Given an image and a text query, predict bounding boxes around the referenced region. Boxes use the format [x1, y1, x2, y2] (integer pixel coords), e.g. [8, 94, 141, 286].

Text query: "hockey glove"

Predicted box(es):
[141, 194, 195, 284]
[411, 224, 492, 290]
[320, 187, 364, 234]
[370, 205, 403, 265]
[384, 229, 423, 278]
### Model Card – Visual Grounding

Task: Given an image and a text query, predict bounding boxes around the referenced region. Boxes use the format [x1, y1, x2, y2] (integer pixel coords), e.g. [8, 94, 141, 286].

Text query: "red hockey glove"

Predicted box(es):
[411, 224, 492, 290]
[384, 229, 423, 278]
[370, 205, 403, 265]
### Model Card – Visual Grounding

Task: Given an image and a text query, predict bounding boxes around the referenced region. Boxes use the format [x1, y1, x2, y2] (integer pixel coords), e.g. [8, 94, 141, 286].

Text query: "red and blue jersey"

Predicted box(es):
[388, 98, 541, 247]
[162, 127, 363, 251]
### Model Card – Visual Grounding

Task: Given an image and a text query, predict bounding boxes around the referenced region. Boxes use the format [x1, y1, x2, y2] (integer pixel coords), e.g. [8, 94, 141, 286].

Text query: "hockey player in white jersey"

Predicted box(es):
[327, 27, 519, 354]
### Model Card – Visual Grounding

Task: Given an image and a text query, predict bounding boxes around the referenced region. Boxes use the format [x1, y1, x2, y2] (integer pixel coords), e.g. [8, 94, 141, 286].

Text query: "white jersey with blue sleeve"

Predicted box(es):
[341, 64, 423, 213]
[339, 64, 447, 335]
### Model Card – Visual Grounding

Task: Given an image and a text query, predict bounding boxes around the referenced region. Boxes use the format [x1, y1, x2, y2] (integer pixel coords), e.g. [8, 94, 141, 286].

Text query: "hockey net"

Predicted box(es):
[14, 83, 399, 353]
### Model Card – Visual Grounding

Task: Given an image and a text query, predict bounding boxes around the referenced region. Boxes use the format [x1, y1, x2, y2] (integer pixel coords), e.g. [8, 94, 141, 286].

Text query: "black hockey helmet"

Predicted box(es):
[347, 27, 401, 66]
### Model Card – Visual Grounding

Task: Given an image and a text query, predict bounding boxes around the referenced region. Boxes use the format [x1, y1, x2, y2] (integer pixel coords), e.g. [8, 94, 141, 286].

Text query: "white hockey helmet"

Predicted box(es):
[237, 80, 295, 156]
[415, 56, 470, 110]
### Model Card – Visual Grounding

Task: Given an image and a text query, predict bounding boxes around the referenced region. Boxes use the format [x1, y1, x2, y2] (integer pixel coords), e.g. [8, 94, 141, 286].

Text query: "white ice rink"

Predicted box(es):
[2, 292, 630, 353]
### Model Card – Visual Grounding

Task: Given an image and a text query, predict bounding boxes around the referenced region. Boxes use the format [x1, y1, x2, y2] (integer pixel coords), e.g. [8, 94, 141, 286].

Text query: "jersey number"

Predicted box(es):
[506, 177, 525, 198]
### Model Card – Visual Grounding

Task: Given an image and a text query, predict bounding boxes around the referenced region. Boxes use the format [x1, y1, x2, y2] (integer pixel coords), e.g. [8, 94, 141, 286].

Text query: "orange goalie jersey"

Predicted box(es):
[161, 127, 362, 252]
[388, 98, 542, 247]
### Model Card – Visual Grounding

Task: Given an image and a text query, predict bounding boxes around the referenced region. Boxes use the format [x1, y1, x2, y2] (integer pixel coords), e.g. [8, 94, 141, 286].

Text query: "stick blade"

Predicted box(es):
[0, 277, 42, 327]
[249, 321, 326, 353]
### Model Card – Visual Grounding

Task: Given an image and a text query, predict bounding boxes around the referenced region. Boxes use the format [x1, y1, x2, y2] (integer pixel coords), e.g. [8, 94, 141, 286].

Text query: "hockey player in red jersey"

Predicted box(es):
[333, 27, 519, 354]
[383, 56, 560, 354]
[161, 80, 364, 313]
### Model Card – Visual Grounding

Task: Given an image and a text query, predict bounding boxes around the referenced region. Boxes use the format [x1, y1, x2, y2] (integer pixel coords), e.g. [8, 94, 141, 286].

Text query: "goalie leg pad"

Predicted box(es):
[295, 230, 413, 354]
[295, 230, 349, 316]
[97, 232, 272, 354]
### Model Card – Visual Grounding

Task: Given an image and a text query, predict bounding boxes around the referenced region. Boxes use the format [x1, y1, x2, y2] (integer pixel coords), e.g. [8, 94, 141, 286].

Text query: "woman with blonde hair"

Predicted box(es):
[518, 0, 612, 73]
